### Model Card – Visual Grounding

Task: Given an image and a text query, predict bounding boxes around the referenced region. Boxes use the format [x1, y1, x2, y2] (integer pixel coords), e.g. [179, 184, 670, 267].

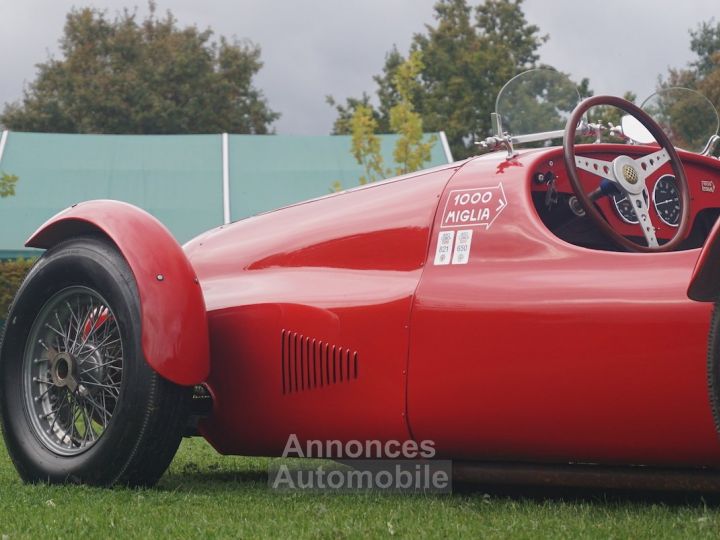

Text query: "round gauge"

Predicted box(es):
[612, 192, 642, 224]
[652, 174, 680, 227]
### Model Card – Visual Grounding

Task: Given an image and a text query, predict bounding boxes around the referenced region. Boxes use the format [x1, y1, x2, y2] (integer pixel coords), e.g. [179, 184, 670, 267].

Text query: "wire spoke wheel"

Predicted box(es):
[1, 237, 191, 486]
[23, 286, 123, 456]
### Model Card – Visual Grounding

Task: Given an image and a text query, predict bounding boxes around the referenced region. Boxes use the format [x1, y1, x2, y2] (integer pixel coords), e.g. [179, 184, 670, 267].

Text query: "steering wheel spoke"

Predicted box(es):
[574, 156, 615, 180]
[635, 148, 670, 180]
[626, 191, 659, 248]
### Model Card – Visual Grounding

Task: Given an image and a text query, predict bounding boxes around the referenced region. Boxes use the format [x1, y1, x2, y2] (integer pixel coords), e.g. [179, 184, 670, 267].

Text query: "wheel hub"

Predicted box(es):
[49, 351, 78, 391]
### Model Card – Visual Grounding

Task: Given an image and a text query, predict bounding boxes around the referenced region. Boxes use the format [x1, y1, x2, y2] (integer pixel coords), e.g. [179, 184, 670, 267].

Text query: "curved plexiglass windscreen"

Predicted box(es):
[640, 88, 719, 153]
[495, 68, 580, 137]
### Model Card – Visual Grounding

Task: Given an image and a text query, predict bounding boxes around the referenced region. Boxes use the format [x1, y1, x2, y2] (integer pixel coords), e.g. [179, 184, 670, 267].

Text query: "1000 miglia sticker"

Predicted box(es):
[433, 184, 507, 265]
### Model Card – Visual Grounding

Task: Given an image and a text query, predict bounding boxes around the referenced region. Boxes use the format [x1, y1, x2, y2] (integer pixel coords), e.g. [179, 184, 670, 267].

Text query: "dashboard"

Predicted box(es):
[530, 145, 720, 249]
[612, 174, 680, 227]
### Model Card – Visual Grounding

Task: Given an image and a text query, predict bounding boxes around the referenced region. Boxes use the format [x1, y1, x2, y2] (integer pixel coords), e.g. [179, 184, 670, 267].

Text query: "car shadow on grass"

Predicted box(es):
[159, 464, 720, 508]
[162, 441, 720, 505]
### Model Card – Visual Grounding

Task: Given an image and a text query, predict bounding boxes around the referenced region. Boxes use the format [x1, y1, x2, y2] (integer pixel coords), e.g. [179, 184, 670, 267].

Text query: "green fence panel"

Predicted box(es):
[0, 132, 224, 250]
[228, 133, 448, 220]
[0, 131, 450, 255]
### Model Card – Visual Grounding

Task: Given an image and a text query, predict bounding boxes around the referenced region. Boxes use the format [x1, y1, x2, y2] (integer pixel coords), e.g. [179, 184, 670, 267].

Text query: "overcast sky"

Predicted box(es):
[0, 0, 717, 134]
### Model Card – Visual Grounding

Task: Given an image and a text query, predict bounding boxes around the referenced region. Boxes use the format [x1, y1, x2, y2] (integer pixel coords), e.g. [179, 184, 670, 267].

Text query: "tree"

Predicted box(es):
[698, 53, 720, 111]
[329, 0, 546, 159]
[327, 47, 407, 137]
[1, 2, 279, 134]
[327, 93, 379, 137]
[691, 20, 720, 114]
[350, 105, 386, 185]
[658, 19, 720, 154]
[335, 51, 436, 191]
[690, 19, 720, 78]
[0, 172, 18, 198]
[662, 19, 720, 108]
[388, 51, 436, 175]
[0, 258, 36, 323]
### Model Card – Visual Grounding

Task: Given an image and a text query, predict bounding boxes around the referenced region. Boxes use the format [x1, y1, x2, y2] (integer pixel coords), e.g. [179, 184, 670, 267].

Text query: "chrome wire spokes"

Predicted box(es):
[23, 287, 123, 455]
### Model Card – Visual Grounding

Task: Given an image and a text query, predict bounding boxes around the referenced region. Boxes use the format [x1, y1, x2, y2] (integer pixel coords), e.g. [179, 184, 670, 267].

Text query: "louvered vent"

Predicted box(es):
[281, 330, 359, 394]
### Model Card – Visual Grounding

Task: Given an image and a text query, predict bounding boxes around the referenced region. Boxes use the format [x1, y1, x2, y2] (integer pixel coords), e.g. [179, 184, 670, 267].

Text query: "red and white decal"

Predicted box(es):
[433, 229, 474, 266]
[433, 231, 455, 265]
[440, 184, 507, 229]
[451, 230, 473, 264]
[702, 180, 715, 193]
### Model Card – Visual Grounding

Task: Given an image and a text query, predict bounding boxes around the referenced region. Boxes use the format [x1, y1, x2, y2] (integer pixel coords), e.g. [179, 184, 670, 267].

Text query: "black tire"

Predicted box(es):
[708, 302, 720, 437]
[0, 236, 191, 487]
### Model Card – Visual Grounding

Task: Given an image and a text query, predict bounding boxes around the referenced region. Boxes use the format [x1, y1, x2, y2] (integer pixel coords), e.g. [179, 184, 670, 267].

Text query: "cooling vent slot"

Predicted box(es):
[281, 330, 359, 394]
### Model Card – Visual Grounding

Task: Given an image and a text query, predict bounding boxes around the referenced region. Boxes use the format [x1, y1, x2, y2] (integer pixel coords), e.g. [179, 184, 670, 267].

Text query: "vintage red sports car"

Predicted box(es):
[3, 69, 720, 490]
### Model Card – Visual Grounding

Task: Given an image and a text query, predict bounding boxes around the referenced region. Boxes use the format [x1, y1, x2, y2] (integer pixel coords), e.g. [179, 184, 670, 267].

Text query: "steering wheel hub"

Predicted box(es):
[611, 155, 646, 195]
[622, 164, 638, 184]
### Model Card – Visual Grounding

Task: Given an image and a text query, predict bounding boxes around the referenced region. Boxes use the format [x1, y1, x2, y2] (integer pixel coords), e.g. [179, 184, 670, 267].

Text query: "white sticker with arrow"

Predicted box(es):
[440, 183, 507, 230]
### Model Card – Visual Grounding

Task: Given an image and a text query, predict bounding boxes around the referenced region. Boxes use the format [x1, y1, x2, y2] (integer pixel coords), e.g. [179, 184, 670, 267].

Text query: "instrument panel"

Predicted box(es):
[530, 146, 720, 244]
[611, 174, 680, 227]
[612, 191, 642, 225]
[652, 175, 681, 227]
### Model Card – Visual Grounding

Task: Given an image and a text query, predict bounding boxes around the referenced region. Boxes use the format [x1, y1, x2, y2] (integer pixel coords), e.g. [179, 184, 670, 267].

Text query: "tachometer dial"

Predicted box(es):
[652, 174, 680, 227]
[612, 190, 648, 225]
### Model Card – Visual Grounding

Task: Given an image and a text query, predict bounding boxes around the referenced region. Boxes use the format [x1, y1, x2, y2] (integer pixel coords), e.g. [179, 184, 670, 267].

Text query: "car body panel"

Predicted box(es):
[688, 216, 720, 301]
[26, 200, 210, 385]
[408, 153, 720, 467]
[184, 167, 458, 455]
[183, 143, 720, 468]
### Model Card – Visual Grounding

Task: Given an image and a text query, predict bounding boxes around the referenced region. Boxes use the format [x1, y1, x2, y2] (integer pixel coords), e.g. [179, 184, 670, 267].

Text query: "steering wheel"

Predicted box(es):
[563, 95, 690, 252]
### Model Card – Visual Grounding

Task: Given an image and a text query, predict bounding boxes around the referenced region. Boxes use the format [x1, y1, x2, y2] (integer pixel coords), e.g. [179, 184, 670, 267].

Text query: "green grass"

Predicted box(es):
[1, 438, 720, 538]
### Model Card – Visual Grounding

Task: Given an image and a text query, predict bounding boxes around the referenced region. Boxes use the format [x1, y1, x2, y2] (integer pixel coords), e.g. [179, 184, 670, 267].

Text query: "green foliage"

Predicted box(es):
[1, 2, 278, 134]
[495, 68, 579, 137]
[414, 0, 547, 160]
[660, 71, 720, 155]
[0, 172, 18, 198]
[328, 48, 404, 136]
[373, 47, 406, 133]
[659, 18, 720, 155]
[698, 52, 720, 115]
[389, 51, 436, 175]
[0, 258, 35, 320]
[662, 19, 720, 110]
[645, 87, 718, 152]
[329, 0, 547, 159]
[350, 105, 387, 185]
[337, 52, 437, 190]
[690, 19, 720, 78]
[327, 93, 379, 136]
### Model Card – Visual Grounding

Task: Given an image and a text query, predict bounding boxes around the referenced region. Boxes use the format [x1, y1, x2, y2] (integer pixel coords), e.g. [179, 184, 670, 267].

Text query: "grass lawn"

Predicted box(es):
[0, 438, 720, 538]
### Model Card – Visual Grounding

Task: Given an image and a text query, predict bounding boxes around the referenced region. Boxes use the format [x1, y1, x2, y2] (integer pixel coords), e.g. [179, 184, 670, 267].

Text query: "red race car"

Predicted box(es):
[3, 69, 720, 490]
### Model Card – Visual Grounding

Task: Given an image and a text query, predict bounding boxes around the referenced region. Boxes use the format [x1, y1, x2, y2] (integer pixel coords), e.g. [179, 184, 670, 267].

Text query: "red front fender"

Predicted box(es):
[26, 200, 210, 385]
